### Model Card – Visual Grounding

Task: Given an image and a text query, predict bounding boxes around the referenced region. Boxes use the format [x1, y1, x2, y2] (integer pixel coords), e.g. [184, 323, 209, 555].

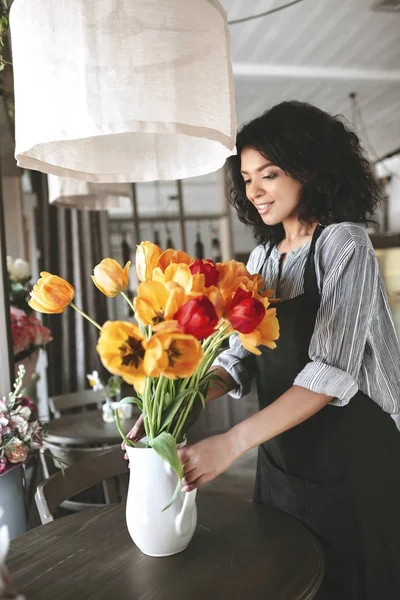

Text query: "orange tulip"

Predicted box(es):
[28, 272, 75, 314]
[136, 241, 163, 282]
[217, 261, 264, 301]
[91, 258, 130, 297]
[143, 330, 203, 379]
[96, 321, 147, 394]
[238, 308, 280, 355]
[134, 281, 186, 326]
[156, 249, 193, 272]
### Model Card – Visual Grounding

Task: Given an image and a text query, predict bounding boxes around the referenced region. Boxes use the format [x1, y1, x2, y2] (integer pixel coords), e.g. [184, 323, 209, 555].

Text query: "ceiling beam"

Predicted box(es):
[232, 62, 400, 82]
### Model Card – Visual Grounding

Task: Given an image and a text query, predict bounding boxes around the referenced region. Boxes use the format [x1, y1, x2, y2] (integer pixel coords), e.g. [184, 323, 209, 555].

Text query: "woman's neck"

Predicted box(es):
[278, 219, 318, 254]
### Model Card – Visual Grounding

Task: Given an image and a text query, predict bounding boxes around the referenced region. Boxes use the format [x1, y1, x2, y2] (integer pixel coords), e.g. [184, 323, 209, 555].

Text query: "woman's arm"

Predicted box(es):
[205, 366, 236, 404]
[179, 385, 333, 491]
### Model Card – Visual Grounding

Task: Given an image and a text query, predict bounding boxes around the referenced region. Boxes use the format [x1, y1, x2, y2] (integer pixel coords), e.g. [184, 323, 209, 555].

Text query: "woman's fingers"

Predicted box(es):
[182, 474, 209, 492]
[126, 414, 145, 442]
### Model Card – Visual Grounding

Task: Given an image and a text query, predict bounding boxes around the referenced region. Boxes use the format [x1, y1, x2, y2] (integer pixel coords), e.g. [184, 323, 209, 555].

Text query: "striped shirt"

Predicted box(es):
[214, 222, 400, 414]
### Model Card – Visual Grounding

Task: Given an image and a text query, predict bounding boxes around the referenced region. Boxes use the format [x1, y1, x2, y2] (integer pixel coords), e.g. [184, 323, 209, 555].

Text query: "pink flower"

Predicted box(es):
[10, 306, 52, 356]
[4, 438, 29, 464]
[29, 422, 43, 450]
[18, 396, 38, 420]
[0, 415, 10, 436]
[0, 457, 7, 474]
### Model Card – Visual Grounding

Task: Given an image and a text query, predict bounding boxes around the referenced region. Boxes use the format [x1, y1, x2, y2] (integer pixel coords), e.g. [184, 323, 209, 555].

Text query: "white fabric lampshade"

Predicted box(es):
[10, 0, 236, 183]
[48, 176, 133, 210]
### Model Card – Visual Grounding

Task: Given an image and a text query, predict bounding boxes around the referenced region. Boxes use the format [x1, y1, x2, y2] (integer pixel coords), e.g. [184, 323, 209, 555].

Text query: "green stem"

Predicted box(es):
[143, 377, 154, 441]
[155, 375, 166, 434]
[173, 386, 199, 442]
[70, 302, 101, 330]
[121, 291, 135, 314]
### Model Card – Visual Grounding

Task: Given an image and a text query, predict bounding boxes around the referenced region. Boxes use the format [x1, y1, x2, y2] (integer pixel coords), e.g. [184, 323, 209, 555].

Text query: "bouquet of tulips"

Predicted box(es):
[29, 242, 279, 504]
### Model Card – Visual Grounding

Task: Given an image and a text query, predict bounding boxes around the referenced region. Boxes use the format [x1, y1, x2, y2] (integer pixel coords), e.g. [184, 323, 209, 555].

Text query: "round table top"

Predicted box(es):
[44, 411, 137, 446]
[8, 494, 324, 600]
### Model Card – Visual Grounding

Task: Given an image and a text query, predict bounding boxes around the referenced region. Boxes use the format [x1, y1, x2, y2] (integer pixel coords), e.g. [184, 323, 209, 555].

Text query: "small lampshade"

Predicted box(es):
[10, 0, 236, 183]
[48, 176, 133, 211]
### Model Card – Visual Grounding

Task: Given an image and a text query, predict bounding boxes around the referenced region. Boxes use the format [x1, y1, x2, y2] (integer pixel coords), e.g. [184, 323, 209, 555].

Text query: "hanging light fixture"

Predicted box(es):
[47, 176, 133, 211]
[10, 0, 236, 183]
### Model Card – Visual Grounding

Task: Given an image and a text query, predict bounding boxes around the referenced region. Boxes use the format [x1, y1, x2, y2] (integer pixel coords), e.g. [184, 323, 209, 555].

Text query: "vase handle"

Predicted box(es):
[175, 488, 197, 537]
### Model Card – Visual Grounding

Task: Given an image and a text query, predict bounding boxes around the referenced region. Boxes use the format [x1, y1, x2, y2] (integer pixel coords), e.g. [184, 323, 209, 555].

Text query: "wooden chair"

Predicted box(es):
[49, 389, 104, 418]
[39, 441, 118, 478]
[35, 447, 129, 524]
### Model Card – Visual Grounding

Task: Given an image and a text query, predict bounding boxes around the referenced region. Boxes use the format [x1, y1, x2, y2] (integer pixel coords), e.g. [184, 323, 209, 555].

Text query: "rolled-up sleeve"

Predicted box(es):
[294, 238, 379, 405]
[213, 335, 256, 399]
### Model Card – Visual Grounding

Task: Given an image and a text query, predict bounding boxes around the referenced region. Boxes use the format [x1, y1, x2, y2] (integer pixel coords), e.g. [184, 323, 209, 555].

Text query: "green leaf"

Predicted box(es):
[160, 398, 186, 431]
[148, 432, 183, 511]
[118, 396, 143, 411]
[162, 478, 182, 512]
[115, 408, 136, 448]
[163, 392, 172, 408]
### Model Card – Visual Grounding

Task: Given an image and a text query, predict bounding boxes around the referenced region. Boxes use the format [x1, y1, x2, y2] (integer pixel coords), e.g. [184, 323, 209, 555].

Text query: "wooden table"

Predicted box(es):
[44, 411, 137, 446]
[8, 494, 324, 600]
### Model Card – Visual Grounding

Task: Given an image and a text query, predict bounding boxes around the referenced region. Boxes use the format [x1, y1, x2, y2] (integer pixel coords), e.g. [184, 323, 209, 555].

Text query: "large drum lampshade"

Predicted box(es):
[10, 0, 236, 183]
[47, 176, 133, 211]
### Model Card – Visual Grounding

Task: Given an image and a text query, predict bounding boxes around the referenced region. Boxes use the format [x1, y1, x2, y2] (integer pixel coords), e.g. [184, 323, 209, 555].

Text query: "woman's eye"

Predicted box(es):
[263, 174, 277, 180]
[244, 179, 251, 185]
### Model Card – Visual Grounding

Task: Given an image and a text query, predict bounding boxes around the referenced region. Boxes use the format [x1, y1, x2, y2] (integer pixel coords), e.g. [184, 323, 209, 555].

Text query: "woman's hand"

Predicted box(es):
[121, 414, 145, 459]
[177, 432, 241, 492]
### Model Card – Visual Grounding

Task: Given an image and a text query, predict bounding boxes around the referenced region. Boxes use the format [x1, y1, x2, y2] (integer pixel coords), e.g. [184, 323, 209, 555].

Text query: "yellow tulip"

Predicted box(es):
[152, 263, 194, 294]
[91, 258, 130, 297]
[136, 241, 163, 282]
[156, 249, 193, 272]
[28, 272, 75, 314]
[239, 308, 280, 355]
[96, 321, 147, 394]
[143, 330, 203, 379]
[134, 281, 186, 326]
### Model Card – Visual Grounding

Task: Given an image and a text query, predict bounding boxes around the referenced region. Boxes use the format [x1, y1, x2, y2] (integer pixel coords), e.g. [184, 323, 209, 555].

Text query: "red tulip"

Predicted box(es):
[174, 295, 218, 340]
[189, 259, 219, 288]
[227, 288, 265, 334]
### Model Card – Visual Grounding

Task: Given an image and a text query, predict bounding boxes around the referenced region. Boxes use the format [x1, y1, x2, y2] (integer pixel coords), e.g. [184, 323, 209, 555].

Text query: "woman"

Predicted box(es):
[130, 101, 400, 598]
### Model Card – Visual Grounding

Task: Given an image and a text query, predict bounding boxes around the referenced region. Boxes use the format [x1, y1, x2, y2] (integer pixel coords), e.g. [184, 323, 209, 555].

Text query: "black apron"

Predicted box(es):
[253, 225, 400, 599]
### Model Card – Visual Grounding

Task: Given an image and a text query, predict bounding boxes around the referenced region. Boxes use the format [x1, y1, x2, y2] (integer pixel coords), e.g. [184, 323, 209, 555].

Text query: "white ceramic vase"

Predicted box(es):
[125, 443, 197, 557]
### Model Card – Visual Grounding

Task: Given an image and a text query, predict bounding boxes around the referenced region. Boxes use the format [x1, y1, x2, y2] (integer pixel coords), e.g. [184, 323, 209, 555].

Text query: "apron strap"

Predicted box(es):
[303, 224, 325, 300]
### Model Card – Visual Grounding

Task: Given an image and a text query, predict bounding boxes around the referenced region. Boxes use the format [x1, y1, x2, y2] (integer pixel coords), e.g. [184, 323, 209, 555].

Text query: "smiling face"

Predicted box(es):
[240, 147, 303, 227]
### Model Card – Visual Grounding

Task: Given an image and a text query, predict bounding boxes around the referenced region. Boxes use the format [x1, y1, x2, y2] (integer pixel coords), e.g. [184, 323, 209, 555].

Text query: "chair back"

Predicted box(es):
[49, 389, 104, 418]
[35, 446, 129, 524]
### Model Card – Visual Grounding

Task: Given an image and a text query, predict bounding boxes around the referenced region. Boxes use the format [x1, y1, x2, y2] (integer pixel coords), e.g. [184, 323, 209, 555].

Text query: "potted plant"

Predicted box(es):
[0, 366, 43, 539]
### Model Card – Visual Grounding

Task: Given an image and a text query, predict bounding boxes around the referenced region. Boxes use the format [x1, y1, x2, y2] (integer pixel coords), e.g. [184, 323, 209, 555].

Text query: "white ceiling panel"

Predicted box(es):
[221, 0, 400, 159]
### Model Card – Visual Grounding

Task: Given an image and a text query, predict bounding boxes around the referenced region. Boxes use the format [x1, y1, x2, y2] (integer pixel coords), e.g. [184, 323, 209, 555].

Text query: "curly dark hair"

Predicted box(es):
[228, 101, 382, 246]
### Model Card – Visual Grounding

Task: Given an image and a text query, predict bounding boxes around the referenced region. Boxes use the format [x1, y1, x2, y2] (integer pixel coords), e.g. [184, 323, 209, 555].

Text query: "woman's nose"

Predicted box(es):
[247, 181, 265, 202]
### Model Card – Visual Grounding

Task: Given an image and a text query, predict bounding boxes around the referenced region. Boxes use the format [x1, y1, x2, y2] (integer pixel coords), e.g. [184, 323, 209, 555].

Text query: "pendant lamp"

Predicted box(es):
[10, 0, 236, 183]
[48, 176, 132, 211]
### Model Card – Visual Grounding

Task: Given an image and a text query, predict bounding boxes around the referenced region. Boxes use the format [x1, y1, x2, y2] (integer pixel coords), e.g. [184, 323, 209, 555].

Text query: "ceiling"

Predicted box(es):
[221, 0, 400, 160]
[2, 0, 399, 181]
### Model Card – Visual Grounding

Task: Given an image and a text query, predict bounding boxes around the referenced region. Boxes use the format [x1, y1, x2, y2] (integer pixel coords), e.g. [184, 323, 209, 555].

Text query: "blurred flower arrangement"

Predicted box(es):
[7, 256, 52, 362]
[86, 370, 131, 423]
[87, 370, 122, 398]
[29, 244, 279, 505]
[0, 366, 43, 475]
